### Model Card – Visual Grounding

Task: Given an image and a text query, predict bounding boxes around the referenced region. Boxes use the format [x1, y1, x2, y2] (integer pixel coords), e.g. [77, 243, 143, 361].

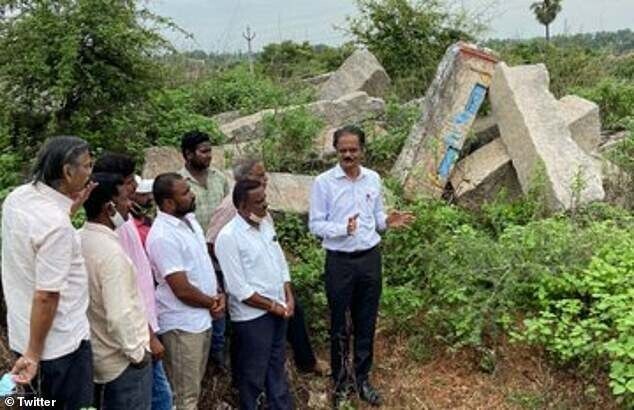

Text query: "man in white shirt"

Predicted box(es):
[146, 172, 225, 410]
[309, 125, 414, 407]
[215, 179, 294, 410]
[80, 172, 152, 409]
[1, 136, 95, 408]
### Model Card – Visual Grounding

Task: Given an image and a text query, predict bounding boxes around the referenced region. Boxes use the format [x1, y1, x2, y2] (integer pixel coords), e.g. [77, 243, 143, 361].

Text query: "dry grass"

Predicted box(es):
[197, 331, 620, 410]
[0, 328, 620, 409]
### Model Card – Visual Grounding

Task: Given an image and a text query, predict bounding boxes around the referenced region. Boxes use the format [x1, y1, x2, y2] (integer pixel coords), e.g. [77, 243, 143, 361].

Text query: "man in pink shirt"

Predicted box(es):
[93, 153, 173, 410]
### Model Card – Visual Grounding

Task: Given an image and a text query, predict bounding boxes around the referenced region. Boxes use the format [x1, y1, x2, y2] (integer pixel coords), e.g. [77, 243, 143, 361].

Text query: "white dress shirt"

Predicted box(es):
[146, 211, 217, 334]
[215, 215, 291, 322]
[80, 222, 150, 383]
[1, 183, 91, 360]
[309, 164, 388, 252]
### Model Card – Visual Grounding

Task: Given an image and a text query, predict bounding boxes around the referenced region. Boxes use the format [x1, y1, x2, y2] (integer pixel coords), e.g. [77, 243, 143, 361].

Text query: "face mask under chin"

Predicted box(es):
[109, 202, 127, 229]
[249, 212, 264, 224]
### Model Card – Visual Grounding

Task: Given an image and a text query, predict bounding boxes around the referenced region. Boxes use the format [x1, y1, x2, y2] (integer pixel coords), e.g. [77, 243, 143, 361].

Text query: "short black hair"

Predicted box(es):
[84, 173, 124, 220]
[93, 152, 136, 178]
[181, 130, 211, 158]
[153, 172, 183, 209]
[232, 179, 262, 209]
[333, 125, 365, 149]
[31, 136, 90, 188]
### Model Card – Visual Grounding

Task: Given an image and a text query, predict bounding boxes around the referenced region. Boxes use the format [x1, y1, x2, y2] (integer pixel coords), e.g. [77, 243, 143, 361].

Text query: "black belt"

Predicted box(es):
[327, 245, 378, 259]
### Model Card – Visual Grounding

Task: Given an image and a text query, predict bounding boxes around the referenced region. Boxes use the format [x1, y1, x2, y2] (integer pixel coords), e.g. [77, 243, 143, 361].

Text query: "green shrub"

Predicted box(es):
[261, 107, 323, 174]
[190, 65, 314, 116]
[574, 79, 634, 130]
[517, 235, 634, 401]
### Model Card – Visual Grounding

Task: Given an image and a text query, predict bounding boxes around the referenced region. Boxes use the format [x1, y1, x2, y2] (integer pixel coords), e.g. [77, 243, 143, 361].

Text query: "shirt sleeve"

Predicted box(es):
[374, 178, 388, 232]
[215, 232, 256, 302]
[35, 225, 74, 291]
[99, 255, 146, 363]
[308, 178, 348, 239]
[146, 236, 186, 278]
[271, 225, 291, 283]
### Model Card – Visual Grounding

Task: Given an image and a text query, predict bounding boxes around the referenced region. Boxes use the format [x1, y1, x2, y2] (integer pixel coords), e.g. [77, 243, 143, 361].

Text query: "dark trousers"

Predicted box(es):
[230, 301, 317, 386]
[233, 313, 293, 410]
[325, 246, 382, 387]
[13, 340, 94, 410]
[286, 300, 317, 372]
[96, 361, 152, 410]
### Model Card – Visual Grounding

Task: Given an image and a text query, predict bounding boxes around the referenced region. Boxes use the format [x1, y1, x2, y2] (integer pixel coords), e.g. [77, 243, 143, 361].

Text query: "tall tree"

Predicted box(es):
[348, 0, 484, 100]
[0, 0, 175, 153]
[530, 0, 563, 42]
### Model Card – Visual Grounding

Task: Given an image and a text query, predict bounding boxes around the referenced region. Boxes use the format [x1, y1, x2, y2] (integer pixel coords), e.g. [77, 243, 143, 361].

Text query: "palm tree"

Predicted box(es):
[530, 0, 563, 42]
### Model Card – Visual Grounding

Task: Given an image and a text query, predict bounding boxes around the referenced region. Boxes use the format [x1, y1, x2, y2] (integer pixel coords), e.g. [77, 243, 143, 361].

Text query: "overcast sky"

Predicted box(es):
[148, 0, 634, 53]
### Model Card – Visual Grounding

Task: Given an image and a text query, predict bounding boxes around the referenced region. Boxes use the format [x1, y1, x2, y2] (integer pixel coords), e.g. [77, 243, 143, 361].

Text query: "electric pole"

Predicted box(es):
[243, 25, 256, 75]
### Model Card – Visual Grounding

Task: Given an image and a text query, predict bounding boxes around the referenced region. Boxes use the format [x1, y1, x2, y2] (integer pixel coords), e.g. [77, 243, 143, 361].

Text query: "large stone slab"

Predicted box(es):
[142, 147, 314, 214]
[318, 49, 390, 101]
[490, 63, 604, 210]
[303, 72, 332, 87]
[219, 91, 385, 143]
[227, 172, 316, 214]
[557, 95, 601, 154]
[392, 42, 498, 199]
[449, 139, 522, 209]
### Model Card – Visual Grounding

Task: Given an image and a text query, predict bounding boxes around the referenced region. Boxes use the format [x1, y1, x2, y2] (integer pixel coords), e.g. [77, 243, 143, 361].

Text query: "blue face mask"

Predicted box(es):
[0, 373, 16, 396]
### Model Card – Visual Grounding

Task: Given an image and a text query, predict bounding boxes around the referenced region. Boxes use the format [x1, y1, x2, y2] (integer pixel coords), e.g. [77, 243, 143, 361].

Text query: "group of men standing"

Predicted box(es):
[1, 125, 413, 409]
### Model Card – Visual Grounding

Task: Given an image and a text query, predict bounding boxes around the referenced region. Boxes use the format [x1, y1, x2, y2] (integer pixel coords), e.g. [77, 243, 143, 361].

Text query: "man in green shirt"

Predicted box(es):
[179, 131, 229, 230]
[178, 130, 229, 369]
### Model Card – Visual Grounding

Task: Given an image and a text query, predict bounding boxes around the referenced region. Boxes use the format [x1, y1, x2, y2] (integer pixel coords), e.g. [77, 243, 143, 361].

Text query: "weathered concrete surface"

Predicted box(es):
[303, 72, 332, 87]
[313, 127, 339, 158]
[212, 110, 242, 126]
[490, 63, 604, 210]
[318, 49, 390, 100]
[219, 91, 385, 142]
[222, 171, 314, 214]
[142, 146, 184, 178]
[392, 42, 498, 199]
[449, 139, 522, 209]
[557, 95, 601, 154]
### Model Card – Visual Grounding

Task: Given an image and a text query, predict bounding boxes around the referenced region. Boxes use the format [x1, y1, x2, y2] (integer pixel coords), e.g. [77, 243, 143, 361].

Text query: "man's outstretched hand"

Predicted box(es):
[386, 211, 415, 229]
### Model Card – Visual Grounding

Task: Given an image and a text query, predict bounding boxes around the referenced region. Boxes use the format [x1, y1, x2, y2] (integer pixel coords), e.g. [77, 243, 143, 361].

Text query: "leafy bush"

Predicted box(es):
[574, 79, 634, 131]
[257, 41, 354, 79]
[260, 107, 324, 173]
[190, 65, 314, 116]
[517, 236, 634, 401]
[349, 0, 482, 100]
[364, 100, 420, 173]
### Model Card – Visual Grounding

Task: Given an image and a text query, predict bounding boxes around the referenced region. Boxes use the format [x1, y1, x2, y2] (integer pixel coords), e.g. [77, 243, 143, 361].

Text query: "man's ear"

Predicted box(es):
[62, 163, 74, 182]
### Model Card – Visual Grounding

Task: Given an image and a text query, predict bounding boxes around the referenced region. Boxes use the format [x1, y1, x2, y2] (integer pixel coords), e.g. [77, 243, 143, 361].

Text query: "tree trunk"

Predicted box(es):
[545, 24, 550, 42]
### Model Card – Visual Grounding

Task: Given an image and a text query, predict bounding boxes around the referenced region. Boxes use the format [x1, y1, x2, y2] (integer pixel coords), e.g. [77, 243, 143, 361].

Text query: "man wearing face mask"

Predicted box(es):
[207, 157, 329, 379]
[80, 172, 152, 408]
[215, 179, 294, 410]
[178, 130, 230, 370]
[2, 136, 95, 408]
[309, 125, 414, 407]
[93, 154, 173, 410]
[131, 175, 155, 247]
[146, 173, 225, 410]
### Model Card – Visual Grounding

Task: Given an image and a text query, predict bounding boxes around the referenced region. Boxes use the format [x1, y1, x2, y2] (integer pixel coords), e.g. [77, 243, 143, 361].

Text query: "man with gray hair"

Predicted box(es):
[206, 157, 328, 378]
[1, 136, 96, 408]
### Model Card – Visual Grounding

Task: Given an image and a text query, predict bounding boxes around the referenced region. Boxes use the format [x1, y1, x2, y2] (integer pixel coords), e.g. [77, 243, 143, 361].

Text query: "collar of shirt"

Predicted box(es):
[155, 210, 197, 228]
[179, 166, 221, 188]
[34, 182, 74, 214]
[333, 164, 369, 181]
[233, 212, 271, 233]
[83, 221, 119, 239]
